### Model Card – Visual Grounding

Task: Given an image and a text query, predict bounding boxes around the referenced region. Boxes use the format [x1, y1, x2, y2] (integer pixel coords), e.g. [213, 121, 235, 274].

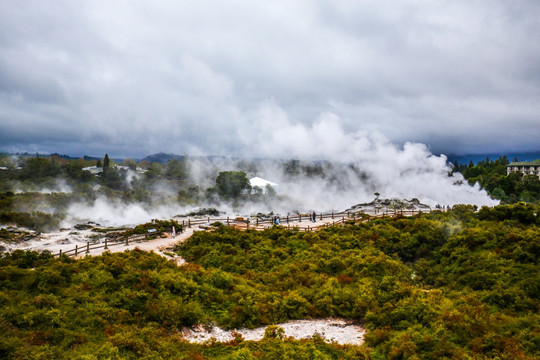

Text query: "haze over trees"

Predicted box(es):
[0, 152, 538, 233]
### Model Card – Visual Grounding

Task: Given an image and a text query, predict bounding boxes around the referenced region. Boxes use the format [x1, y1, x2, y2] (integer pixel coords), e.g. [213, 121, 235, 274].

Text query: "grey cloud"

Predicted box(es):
[0, 0, 539, 158]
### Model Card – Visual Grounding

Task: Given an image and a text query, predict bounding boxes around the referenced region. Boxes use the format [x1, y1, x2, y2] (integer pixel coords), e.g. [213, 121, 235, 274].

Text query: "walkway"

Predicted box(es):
[62, 208, 429, 259]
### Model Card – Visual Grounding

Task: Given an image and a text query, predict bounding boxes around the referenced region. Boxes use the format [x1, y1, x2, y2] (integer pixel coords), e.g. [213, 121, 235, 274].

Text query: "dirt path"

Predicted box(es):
[70, 214, 376, 259]
[79, 227, 196, 260]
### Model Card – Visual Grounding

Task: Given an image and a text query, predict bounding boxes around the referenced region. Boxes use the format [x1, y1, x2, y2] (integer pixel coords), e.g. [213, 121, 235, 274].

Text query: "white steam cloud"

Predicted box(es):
[51, 102, 499, 227]
[212, 101, 497, 210]
[61, 197, 195, 228]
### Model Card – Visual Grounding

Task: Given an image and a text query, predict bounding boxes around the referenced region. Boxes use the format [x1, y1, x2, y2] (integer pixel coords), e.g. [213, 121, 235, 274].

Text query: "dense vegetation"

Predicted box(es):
[454, 156, 540, 203]
[0, 204, 537, 359]
[0, 155, 275, 232]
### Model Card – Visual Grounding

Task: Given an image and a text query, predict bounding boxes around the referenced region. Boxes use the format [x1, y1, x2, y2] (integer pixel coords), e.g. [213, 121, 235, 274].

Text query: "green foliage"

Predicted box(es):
[477, 202, 538, 224]
[164, 158, 188, 180]
[456, 156, 540, 203]
[0, 211, 62, 232]
[122, 219, 183, 239]
[0, 156, 205, 230]
[103, 154, 110, 169]
[0, 205, 538, 359]
[213, 171, 251, 200]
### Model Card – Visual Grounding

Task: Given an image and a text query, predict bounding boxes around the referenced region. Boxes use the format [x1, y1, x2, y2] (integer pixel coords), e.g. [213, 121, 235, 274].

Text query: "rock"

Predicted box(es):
[347, 197, 431, 212]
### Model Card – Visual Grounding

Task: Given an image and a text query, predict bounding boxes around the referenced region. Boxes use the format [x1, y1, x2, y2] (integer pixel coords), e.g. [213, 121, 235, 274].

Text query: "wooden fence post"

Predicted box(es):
[299, 214, 301, 222]
[227, 217, 229, 225]
[75, 245, 78, 256]
[332, 212, 334, 219]
[104, 238, 108, 250]
[86, 242, 90, 254]
[188, 219, 191, 228]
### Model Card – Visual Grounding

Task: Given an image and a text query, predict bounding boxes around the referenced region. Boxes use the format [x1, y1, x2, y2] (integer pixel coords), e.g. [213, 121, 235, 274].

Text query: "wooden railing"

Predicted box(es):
[55, 234, 147, 257]
[54, 208, 432, 257]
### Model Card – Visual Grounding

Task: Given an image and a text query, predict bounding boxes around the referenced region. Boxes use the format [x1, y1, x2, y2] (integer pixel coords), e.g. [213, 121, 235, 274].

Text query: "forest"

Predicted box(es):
[0, 204, 538, 359]
[454, 155, 540, 204]
[0, 154, 260, 232]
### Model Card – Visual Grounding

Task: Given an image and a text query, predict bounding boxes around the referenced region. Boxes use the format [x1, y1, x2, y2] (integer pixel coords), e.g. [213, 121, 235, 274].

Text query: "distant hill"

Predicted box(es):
[445, 151, 540, 165]
[142, 153, 185, 164]
[141, 153, 234, 164]
[0, 152, 128, 163]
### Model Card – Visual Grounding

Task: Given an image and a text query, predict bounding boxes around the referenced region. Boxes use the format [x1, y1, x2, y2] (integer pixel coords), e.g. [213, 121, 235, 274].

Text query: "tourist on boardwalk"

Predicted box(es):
[312, 211, 316, 222]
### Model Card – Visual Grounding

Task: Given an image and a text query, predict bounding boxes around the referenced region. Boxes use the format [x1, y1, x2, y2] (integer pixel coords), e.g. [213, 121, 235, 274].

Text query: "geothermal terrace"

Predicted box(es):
[0, 198, 435, 345]
[1, 198, 434, 257]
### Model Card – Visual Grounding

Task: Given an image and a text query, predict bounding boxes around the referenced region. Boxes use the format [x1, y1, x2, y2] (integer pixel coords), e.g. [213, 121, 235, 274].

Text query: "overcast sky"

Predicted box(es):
[1, 0, 539, 159]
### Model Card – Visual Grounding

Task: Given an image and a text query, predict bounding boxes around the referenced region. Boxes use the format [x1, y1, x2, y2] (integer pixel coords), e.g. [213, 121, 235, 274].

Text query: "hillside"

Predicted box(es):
[0, 204, 538, 359]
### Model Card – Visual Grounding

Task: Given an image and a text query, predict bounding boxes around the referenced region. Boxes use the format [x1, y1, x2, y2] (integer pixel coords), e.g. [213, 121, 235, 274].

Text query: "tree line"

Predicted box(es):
[453, 155, 540, 203]
[0, 155, 270, 232]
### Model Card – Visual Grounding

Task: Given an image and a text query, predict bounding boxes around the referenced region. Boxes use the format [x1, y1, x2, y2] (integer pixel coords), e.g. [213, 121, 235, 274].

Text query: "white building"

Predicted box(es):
[82, 166, 103, 175]
[82, 164, 145, 176]
[507, 160, 540, 178]
[249, 176, 279, 194]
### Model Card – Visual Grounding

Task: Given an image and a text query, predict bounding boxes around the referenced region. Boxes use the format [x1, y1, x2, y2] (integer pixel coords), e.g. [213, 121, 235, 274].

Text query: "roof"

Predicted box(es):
[507, 159, 540, 166]
[249, 176, 278, 188]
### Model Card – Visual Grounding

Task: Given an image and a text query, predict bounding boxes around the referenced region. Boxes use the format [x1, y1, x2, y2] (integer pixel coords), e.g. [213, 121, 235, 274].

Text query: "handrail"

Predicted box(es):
[54, 208, 433, 257]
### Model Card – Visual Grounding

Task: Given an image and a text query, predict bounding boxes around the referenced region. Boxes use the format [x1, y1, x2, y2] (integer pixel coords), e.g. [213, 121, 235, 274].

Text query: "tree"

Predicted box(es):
[265, 184, 277, 197]
[103, 154, 110, 169]
[165, 159, 188, 180]
[491, 187, 505, 200]
[123, 159, 137, 171]
[144, 163, 163, 180]
[284, 160, 300, 177]
[215, 171, 251, 199]
[102, 167, 125, 190]
[96, 160, 102, 168]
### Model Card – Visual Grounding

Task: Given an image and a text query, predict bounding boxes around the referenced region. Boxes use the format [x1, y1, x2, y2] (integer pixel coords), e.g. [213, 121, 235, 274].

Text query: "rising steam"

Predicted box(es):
[58, 107, 496, 227]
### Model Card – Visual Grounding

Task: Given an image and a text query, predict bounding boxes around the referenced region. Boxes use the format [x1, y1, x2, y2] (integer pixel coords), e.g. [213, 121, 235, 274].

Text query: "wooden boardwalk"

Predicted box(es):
[55, 208, 432, 258]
